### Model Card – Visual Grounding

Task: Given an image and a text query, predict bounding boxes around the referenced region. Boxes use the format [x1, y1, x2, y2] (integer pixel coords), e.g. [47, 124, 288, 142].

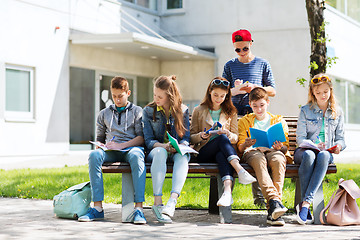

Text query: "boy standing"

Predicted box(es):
[237, 87, 291, 226]
[78, 76, 146, 224]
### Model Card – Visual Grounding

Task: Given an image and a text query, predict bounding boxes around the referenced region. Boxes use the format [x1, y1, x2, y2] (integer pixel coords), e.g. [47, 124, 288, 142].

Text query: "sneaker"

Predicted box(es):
[268, 199, 288, 220]
[217, 191, 234, 207]
[162, 198, 177, 217]
[78, 207, 104, 222]
[133, 209, 147, 224]
[267, 215, 285, 226]
[238, 170, 257, 185]
[306, 208, 314, 224]
[152, 205, 172, 223]
[295, 203, 307, 225]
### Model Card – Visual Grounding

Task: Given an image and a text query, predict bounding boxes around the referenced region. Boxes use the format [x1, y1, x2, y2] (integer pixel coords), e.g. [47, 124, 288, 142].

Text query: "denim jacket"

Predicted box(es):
[142, 104, 190, 151]
[296, 103, 346, 150]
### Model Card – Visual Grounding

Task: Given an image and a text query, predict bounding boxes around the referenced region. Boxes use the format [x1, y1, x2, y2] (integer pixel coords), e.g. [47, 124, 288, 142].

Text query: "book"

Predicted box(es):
[166, 132, 198, 156]
[89, 141, 131, 152]
[249, 122, 286, 148]
[205, 122, 222, 135]
[299, 139, 338, 153]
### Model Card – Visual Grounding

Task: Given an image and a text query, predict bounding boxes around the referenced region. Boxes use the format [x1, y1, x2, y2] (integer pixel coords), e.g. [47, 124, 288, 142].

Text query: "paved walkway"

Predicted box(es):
[1, 197, 360, 240]
[1, 152, 360, 239]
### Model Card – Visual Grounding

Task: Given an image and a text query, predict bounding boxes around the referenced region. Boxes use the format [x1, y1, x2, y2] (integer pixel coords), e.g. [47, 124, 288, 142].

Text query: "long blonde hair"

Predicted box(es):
[148, 75, 186, 138]
[308, 73, 338, 118]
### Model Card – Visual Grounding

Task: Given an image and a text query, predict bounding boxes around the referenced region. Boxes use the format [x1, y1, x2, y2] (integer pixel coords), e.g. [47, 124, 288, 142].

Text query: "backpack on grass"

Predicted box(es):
[53, 182, 92, 219]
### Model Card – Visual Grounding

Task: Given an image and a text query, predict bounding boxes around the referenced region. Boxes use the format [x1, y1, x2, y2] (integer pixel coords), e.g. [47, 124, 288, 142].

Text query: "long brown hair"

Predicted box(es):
[200, 77, 237, 117]
[308, 73, 338, 118]
[148, 75, 186, 138]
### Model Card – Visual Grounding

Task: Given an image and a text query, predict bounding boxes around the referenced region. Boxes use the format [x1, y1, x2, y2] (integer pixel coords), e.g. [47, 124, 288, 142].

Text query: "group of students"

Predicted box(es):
[77, 29, 346, 227]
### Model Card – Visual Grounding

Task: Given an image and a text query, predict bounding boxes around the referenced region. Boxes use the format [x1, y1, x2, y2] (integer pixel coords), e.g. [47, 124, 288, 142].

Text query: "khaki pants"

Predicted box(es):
[243, 149, 286, 207]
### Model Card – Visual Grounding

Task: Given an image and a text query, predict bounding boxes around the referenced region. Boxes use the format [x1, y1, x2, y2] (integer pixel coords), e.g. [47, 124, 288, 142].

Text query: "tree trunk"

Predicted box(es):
[305, 0, 327, 77]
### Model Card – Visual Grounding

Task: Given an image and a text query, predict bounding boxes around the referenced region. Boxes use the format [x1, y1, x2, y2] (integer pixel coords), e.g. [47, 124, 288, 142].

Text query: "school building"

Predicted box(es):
[0, 0, 359, 161]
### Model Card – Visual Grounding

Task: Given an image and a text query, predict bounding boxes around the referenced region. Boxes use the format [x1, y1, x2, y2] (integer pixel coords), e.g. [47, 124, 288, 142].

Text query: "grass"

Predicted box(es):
[0, 164, 359, 209]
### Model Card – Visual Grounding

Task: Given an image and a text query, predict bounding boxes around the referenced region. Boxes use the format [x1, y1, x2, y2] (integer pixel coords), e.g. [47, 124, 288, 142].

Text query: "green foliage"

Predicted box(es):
[326, 56, 338, 69]
[309, 61, 319, 71]
[0, 164, 359, 209]
[296, 77, 307, 88]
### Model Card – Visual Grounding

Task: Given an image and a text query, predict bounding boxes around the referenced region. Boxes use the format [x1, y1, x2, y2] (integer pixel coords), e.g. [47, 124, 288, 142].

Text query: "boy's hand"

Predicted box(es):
[244, 137, 256, 148]
[272, 141, 283, 151]
[106, 141, 126, 150]
[241, 82, 256, 93]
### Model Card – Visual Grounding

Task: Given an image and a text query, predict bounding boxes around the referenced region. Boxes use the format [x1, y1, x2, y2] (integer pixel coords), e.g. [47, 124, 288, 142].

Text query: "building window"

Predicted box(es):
[5, 65, 34, 121]
[333, 78, 360, 124]
[327, 0, 360, 23]
[167, 0, 182, 9]
[122, 0, 157, 11]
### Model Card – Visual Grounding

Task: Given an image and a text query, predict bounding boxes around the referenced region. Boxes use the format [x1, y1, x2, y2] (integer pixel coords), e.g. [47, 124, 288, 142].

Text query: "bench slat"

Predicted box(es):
[102, 162, 337, 178]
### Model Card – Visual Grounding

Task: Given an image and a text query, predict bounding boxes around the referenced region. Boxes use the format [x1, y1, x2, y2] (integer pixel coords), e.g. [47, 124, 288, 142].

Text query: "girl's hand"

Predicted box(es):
[333, 144, 341, 154]
[317, 142, 326, 151]
[164, 143, 176, 153]
[244, 137, 256, 148]
[272, 141, 283, 151]
[200, 132, 211, 140]
[217, 128, 230, 137]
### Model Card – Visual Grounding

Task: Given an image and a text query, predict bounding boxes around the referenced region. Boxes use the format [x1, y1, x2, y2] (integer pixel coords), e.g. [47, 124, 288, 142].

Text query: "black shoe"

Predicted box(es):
[266, 215, 285, 226]
[268, 199, 288, 220]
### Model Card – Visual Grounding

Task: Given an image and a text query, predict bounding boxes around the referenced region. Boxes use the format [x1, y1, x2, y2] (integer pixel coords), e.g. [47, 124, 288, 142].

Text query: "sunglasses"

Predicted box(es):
[234, 47, 249, 53]
[211, 79, 230, 87]
[311, 75, 331, 85]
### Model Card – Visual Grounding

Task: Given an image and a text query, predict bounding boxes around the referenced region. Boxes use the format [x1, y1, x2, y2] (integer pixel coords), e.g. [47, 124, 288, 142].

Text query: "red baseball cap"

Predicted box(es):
[232, 29, 253, 43]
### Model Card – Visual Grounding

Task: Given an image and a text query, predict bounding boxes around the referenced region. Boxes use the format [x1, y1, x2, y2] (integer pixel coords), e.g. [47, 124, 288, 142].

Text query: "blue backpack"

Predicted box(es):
[53, 182, 92, 219]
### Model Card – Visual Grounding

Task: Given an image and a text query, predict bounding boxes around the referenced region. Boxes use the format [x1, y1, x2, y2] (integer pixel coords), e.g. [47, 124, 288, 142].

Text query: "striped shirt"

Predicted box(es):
[222, 56, 275, 107]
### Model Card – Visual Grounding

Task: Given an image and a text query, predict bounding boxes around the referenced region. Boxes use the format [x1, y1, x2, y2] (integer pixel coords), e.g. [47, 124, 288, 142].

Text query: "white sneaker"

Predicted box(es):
[217, 191, 233, 207]
[238, 169, 257, 185]
[162, 198, 177, 217]
[151, 205, 172, 223]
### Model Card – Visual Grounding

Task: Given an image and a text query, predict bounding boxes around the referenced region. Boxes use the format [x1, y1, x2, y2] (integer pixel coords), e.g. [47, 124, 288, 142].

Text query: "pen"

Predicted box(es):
[110, 136, 115, 142]
[246, 130, 250, 138]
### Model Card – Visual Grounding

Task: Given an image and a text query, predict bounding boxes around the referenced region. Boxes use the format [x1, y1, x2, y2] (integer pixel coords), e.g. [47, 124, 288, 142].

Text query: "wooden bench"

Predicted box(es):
[102, 116, 337, 224]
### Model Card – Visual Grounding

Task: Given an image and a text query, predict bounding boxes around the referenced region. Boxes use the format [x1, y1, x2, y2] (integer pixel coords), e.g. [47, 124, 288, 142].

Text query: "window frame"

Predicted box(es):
[161, 0, 185, 15]
[5, 64, 35, 122]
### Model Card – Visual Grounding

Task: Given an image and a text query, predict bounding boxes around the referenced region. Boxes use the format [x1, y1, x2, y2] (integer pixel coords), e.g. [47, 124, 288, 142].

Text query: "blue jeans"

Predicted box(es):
[88, 147, 146, 203]
[196, 134, 238, 181]
[294, 148, 334, 204]
[147, 147, 190, 196]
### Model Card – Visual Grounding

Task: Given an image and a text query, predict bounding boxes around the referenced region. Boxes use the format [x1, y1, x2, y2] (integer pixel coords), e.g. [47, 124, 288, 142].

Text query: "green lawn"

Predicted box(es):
[0, 164, 359, 209]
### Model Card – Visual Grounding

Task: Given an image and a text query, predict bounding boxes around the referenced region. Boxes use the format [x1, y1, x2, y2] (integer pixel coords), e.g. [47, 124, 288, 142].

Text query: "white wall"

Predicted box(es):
[0, 0, 71, 156]
[325, 7, 360, 162]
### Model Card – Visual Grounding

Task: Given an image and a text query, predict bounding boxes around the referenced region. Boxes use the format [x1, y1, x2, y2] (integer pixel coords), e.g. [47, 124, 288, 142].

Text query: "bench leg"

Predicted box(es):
[294, 177, 301, 208]
[313, 182, 324, 225]
[121, 173, 135, 223]
[217, 174, 232, 224]
[209, 176, 219, 214]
